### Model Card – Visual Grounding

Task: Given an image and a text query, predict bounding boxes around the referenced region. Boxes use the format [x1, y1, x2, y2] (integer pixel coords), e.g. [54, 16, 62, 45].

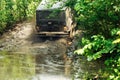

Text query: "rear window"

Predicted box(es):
[38, 10, 65, 19]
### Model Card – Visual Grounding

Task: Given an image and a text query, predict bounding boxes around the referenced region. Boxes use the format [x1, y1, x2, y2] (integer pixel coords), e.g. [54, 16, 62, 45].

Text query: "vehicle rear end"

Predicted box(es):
[36, 8, 69, 37]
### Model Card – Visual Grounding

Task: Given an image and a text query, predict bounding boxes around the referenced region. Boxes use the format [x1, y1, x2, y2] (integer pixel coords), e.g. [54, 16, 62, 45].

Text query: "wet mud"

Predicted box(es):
[0, 21, 104, 80]
[0, 21, 72, 80]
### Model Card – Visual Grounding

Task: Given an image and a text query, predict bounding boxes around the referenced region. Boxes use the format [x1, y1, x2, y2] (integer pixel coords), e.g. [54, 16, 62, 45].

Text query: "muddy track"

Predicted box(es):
[0, 21, 104, 80]
[0, 21, 72, 80]
[0, 21, 67, 52]
[0, 21, 68, 60]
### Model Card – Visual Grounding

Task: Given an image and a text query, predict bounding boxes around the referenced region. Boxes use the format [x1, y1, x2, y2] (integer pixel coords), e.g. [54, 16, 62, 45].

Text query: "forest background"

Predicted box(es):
[0, 0, 120, 79]
[66, 0, 120, 79]
[0, 0, 41, 34]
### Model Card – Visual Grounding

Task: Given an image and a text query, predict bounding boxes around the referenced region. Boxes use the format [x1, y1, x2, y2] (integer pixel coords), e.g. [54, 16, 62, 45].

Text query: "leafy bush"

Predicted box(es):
[65, 0, 120, 79]
[75, 29, 120, 79]
[105, 30, 120, 80]
[66, 0, 120, 37]
[0, 0, 41, 34]
[69, 0, 120, 61]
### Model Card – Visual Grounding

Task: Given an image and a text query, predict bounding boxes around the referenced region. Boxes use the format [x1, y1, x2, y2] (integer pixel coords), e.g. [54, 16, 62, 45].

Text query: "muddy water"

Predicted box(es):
[0, 52, 35, 80]
[31, 39, 72, 80]
[0, 22, 72, 80]
[0, 48, 71, 80]
[0, 21, 104, 80]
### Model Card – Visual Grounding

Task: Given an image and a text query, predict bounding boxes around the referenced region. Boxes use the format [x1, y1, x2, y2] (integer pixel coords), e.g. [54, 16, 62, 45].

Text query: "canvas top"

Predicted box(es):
[36, 0, 66, 10]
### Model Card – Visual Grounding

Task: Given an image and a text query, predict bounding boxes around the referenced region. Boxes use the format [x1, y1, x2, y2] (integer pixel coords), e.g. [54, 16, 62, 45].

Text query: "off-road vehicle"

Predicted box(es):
[36, 1, 75, 38]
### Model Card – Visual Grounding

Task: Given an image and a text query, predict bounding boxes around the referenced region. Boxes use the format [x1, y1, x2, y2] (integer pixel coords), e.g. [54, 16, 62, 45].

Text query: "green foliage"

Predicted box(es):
[65, 0, 120, 79]
[75, 29, 120, 79]
[65, 0, 77, 9]
[75, 35, 115, 61]
[0, 0, 41, 34]
[66, 0, 120, 37]
[105, 30, 120, 80]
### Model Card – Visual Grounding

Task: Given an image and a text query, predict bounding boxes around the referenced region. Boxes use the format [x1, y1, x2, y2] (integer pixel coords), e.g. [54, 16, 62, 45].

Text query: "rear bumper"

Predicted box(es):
[36, 31, 69, 37]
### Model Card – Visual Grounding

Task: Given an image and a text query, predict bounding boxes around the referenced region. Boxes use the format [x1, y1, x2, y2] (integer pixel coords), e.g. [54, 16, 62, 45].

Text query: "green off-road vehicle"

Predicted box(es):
[36, 0, 76, 38]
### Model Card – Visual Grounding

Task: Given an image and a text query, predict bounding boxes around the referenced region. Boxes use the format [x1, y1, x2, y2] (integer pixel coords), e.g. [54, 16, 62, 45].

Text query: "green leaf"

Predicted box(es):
[87, 55, 93, 61]
[74, 49, 84, 55]
[93, 52, 102, 60]
[114, 69, 118, 73]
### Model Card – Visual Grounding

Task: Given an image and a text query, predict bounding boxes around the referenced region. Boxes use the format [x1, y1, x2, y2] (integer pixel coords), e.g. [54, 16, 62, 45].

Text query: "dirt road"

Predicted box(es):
[0, 21, 104, 80]
[0, 21, 72, 80]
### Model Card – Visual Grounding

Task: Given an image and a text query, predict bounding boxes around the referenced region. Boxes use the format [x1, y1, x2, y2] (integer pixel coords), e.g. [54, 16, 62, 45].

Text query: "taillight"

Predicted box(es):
[36, 26, 40, 32]
[64, 26, 67, 32]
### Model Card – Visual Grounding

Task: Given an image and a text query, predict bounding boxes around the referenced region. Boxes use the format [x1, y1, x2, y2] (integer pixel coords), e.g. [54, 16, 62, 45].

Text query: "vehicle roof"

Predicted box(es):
[36, 0, 66, 11]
